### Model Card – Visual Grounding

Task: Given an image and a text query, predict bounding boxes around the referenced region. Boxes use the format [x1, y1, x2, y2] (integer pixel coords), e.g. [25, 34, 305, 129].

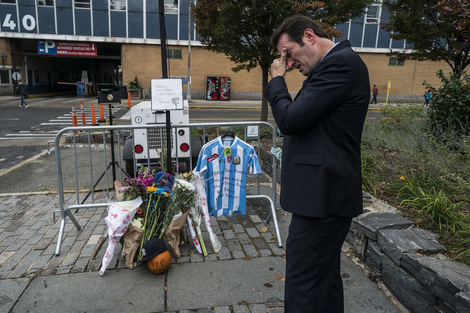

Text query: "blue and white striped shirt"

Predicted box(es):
[194, 136, 262, 216]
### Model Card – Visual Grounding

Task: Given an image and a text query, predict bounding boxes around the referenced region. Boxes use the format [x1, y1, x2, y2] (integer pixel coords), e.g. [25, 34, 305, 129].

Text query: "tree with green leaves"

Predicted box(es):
[191, 0, 375, 121]
[425, 70, 470, 134]
[383, 0, 470, 79]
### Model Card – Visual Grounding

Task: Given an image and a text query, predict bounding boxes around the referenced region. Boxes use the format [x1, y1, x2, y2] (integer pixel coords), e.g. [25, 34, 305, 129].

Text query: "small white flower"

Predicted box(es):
[175, 178, 195, 191]
[131, 217, 144, 229]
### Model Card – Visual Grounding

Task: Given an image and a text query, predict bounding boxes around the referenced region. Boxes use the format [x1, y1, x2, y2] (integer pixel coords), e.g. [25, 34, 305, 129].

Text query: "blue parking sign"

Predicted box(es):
[77, 82, 86, 95]
[38, 40, 56, 55]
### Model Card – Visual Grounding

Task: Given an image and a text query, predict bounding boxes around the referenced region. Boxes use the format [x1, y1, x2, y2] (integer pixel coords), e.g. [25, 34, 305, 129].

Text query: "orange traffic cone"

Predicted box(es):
[72, 103, 78, 127]
[91, 102, 98, 126]
[128, 92, 131, 109]
[72, 102, 78, 134]
[98, 103, 105, 122]
[80, 100, 86, 126]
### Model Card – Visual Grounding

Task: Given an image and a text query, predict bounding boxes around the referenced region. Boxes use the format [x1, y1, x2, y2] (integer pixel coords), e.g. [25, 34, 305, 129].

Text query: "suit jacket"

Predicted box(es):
[265, 40, 370, 218]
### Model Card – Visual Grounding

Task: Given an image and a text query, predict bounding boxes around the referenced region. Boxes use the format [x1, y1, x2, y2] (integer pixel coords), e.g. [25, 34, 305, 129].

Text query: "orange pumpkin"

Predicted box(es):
[147, 250, 171, 274]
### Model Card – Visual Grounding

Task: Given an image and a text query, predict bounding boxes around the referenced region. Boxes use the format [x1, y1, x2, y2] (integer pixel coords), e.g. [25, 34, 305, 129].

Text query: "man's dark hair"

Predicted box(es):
[271, 15, 330, 48]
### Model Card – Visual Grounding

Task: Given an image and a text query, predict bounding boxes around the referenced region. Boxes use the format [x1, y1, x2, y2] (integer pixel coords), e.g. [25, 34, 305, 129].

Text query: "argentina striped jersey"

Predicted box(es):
[194, 136, 262, 216]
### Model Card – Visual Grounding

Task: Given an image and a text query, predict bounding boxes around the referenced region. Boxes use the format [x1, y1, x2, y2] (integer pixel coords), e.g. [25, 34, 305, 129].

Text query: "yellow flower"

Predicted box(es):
[147, 186, 157, 192]
[400, 176, 406, 181]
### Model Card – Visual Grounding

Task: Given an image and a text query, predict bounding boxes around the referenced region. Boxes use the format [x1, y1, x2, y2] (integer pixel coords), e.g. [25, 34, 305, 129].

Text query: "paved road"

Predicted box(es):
[0, 97, 384, 177]
[0, 96, 123, 141]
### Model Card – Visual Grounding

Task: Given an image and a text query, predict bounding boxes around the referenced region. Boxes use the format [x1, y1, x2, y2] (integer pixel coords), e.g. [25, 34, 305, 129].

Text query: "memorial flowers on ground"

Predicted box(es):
[101, 168, 216, 274]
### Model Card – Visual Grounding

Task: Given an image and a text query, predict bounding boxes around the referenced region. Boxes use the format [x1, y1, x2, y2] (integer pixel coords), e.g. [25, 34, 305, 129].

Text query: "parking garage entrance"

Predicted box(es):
[12, 39, 122, 96]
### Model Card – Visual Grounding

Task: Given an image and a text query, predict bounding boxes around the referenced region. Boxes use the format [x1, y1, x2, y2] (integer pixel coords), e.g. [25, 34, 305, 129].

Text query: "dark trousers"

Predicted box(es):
[284, 214, 352, 313]
[20, 95, 28, 106]
[370, 94, 377, 104]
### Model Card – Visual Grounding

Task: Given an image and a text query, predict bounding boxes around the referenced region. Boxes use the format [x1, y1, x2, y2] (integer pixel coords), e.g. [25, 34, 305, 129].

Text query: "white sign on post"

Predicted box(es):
[151, 78, 183, 111]
[247, 125, 259, 138]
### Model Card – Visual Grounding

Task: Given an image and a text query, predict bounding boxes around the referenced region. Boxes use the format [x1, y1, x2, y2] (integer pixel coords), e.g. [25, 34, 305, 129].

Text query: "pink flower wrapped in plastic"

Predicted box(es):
[99, 197, 142, 276]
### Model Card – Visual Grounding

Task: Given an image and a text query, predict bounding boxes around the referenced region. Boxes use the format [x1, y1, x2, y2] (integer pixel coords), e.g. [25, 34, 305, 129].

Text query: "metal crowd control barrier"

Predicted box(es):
[53, 121, 281, 255]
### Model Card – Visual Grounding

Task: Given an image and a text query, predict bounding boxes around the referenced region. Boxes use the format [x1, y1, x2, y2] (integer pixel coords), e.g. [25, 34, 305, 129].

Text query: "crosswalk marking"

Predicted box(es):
[39, 108, 119, 126]
[2, 108, 121, 140]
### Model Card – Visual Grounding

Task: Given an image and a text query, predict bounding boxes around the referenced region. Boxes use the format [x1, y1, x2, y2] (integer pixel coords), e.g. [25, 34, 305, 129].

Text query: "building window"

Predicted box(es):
[388, 56, 405, 66]
[164, 0, 178, 14]
[110, 0, 126, 10]
[0, 69, 11, 84]
[167, 48, 183, 59]
[36, 70, 49, 84]
[74, 0, 90, 9]
[0, 0, 16, 3]
[37, 0, 54, 6]
[366, 4, 380, 24]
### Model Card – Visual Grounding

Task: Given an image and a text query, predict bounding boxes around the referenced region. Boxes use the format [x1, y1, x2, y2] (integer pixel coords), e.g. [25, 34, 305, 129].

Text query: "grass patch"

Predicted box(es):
[362, 103, 470, 264]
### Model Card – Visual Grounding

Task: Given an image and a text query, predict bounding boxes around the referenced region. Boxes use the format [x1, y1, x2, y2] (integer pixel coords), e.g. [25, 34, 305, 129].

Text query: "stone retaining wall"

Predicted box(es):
[261, 149, 470, 313]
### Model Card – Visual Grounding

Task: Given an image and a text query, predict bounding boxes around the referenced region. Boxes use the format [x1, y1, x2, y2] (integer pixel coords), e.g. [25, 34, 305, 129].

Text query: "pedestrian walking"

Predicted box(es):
[424, 90, 432, 106]
[265, 14, 370, 313]
[15, 80, 29, 108]
[370, 84, 378, 104]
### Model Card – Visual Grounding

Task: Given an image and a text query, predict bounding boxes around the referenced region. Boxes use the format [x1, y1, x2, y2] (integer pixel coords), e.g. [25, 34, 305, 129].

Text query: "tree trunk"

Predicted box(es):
[260, 66, 269, 122]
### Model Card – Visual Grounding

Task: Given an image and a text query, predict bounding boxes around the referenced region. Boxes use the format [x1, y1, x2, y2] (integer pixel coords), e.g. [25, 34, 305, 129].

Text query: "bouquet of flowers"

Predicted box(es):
[136, 171, 197, 262]
[121, 167, 155, 201]
[137, 184, 172, 261]
[99, 196, 143, 275]
[163, 178, 196, 236]
[107, 169, 205, 269]
[190, 172, 221, 254]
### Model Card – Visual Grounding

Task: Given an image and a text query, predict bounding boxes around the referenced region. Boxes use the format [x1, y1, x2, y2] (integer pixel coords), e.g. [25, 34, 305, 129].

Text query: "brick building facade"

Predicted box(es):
[0, 0, 448, 102]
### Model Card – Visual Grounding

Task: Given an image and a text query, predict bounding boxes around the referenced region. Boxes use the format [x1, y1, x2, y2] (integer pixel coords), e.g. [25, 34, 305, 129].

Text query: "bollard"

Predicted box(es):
[128, 92, 131, 109]
[91, 102, 98, 126]
[98, 102, 105, 122]
[80, 100, 86, 126]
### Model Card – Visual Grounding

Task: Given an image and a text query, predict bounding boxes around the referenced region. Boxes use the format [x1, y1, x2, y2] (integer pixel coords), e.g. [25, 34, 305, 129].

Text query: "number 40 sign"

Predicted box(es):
[2, 13, 36, 31]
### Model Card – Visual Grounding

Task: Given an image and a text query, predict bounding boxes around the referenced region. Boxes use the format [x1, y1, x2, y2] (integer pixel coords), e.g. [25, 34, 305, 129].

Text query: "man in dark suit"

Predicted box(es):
[265, 15, 370, 312]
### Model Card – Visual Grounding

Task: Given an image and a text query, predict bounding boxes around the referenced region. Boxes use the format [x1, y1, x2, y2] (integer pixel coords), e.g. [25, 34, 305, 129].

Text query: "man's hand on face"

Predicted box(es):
[271, 49, 287, 78]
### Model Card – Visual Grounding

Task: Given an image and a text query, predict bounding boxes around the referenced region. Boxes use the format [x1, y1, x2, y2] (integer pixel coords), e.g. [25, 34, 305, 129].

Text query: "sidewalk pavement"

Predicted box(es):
[0, 171, 402, 313]
[0, 97, 400, 312]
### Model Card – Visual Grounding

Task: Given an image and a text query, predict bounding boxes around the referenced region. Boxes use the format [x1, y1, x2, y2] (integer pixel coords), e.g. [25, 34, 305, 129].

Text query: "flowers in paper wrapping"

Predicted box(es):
[161, 178, 196, 238]
[137, 172, 195, 262]
[191, 172, 221, 253]
[122, 223, 144, 269]
[187, 213, 203, 254]
[99, 196, 143, 276]
[164, 206, 191, 258]
[187, 199, 207, 256]
[111, 170, 207, 266]
[137, 186, 171, 261]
